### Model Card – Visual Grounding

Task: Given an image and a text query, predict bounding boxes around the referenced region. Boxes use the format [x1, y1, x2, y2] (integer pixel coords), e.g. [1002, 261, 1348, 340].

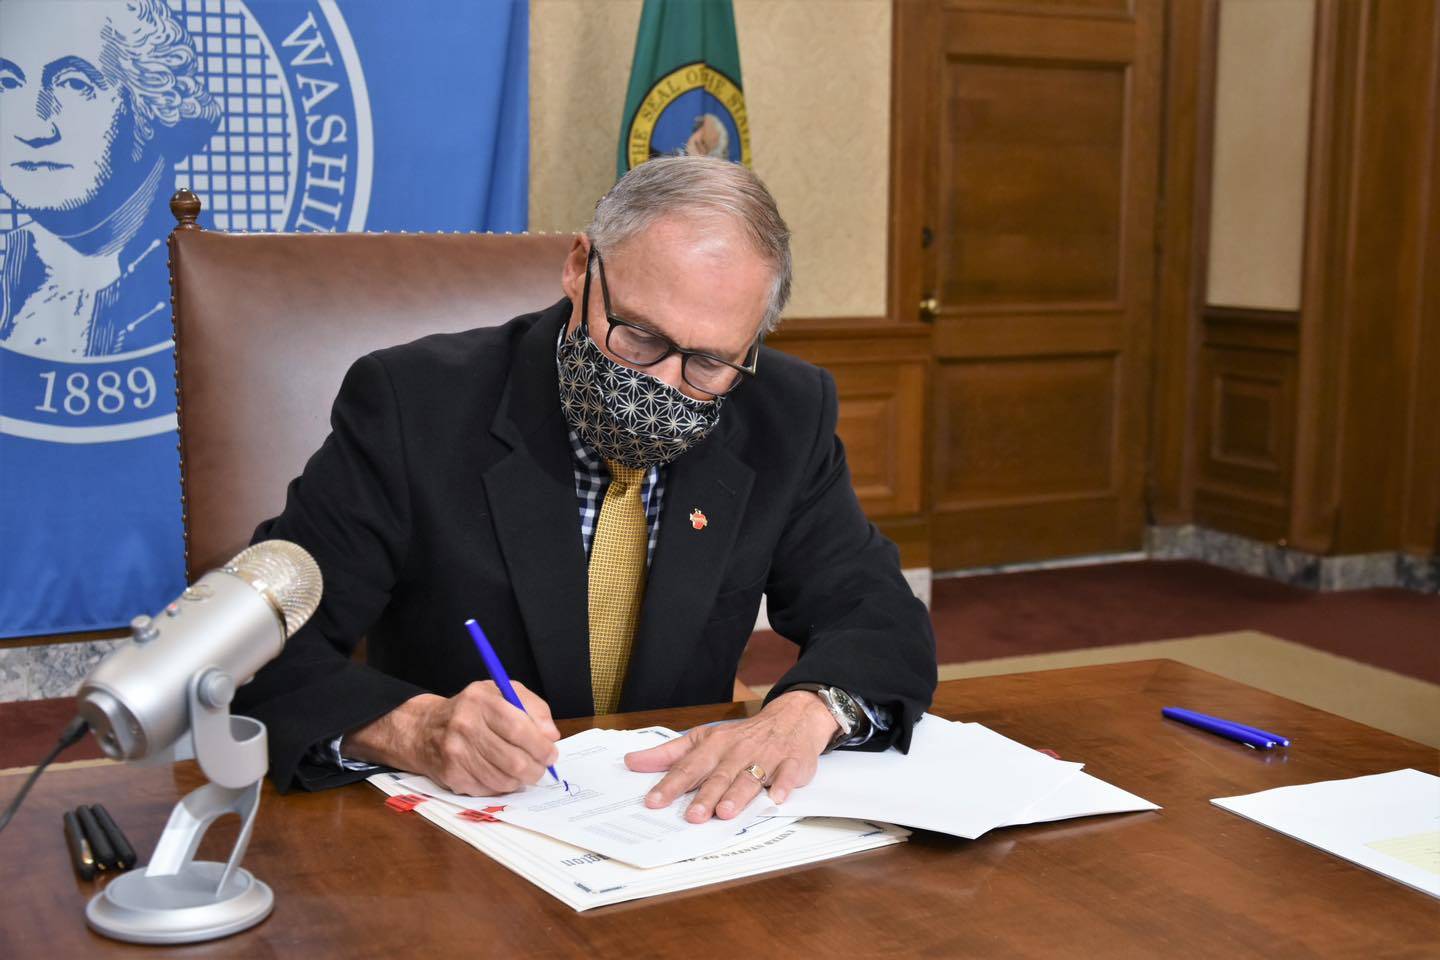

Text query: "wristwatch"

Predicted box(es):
[788, 683, 868, 753]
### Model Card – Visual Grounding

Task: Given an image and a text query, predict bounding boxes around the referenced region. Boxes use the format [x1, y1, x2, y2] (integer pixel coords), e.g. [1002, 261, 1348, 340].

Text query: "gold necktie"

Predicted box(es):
[588, 460, 649, 714]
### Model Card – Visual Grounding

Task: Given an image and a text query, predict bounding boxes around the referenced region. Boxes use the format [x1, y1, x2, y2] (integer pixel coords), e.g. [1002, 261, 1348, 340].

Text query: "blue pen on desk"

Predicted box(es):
[1162, 706, 1289, 749]
[1217, 717, 1292, 748]
[464, 618, 563, 787]
[1168, 707, 1291, 747]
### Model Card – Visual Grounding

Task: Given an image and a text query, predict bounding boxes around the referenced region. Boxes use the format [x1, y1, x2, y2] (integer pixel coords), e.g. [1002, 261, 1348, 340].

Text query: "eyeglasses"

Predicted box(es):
[581, 245, 759, 398]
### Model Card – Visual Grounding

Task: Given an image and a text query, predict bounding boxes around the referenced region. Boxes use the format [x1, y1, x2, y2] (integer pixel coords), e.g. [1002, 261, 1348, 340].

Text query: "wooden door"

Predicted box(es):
[893, 0, 1164, 569]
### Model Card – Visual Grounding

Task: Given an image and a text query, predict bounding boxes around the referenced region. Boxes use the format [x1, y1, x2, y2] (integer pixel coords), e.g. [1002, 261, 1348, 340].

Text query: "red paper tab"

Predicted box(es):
[457, 805, 507, 823]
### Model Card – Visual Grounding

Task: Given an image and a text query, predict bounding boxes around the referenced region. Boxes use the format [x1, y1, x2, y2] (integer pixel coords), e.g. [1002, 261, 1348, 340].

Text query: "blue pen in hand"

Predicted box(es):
[464, 619, 564, 788]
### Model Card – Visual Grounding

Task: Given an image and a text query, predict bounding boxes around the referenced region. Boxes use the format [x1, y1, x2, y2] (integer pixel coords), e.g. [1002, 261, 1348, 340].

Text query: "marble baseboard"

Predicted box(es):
[0, 638, 122, 704]
[937, 552, 1148, 580]
[1147, 525, 1439, 593]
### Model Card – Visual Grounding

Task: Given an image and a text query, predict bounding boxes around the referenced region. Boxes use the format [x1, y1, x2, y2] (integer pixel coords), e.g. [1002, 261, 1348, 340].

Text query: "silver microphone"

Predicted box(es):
[77, 540, 322, 761]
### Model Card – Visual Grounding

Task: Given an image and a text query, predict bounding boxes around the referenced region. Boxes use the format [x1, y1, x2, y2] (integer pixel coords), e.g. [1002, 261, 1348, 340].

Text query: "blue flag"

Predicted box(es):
[0, 0, 529, 637]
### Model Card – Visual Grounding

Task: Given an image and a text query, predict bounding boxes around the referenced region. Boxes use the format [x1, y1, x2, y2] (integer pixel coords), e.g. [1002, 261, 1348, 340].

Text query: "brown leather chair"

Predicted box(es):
[165, 192, 759, 702]
[167, 191, 574, 578]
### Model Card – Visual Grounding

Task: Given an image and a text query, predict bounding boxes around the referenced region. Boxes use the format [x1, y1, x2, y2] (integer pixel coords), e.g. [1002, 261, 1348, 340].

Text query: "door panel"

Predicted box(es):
[934, 355, 1116, 509]
[897, 0, 1162, 568]
[942, 59, 1126, 305]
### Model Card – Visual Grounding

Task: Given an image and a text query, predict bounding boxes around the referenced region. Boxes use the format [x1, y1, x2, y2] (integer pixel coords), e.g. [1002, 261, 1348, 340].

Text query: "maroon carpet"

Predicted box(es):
[739, 560, 1440, 687]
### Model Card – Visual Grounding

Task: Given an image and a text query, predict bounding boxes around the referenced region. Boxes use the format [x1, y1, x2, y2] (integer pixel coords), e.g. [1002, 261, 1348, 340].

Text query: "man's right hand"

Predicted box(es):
[341, 681, 561, 795]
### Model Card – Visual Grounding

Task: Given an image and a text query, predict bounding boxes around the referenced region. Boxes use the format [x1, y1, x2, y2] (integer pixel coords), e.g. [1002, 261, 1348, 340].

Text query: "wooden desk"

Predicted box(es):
[2, 660, 1437, 958]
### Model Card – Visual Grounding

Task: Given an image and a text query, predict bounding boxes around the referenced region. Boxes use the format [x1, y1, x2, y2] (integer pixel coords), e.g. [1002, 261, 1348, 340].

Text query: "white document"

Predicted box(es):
[370, 771, 908, 911]
[1213, 768, 1440, 899]
[1007, 770, 1160, 826]
[390, 726, 778, 868]
[764, 714, 1087, 838]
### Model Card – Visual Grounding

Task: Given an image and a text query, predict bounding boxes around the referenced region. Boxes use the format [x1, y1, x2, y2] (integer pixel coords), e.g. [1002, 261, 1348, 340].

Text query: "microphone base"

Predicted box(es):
[86, 862, 273, 944]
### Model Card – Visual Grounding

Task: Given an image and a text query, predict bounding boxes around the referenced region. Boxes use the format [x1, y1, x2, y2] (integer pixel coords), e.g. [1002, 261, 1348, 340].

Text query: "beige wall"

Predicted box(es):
[1205, 0, 1316, 311]
[530, 0, 891, 319]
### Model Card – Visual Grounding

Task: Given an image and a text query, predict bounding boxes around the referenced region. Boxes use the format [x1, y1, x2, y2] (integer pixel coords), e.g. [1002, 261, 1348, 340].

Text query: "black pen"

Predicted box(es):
[89, 804, 136, 870]
[89, 804, 137, 870]
[62, 810, 96, 881]
[76, 804, 117, 871]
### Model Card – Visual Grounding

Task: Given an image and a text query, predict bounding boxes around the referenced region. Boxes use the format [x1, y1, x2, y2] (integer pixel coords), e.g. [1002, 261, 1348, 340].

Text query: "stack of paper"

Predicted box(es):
[1213, 769, 1440, 899]
[369, 714, 1159, 909]
[371, 770, 908, 910]
[768, 716, 1157, 835]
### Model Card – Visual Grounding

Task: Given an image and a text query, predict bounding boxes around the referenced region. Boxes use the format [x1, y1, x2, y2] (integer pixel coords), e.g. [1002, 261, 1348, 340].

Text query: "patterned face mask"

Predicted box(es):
[557, 321, 725, 468]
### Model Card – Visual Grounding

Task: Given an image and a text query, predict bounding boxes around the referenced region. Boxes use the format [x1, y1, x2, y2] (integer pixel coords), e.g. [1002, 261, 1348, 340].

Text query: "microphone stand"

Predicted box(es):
[85, 667, 274, 944]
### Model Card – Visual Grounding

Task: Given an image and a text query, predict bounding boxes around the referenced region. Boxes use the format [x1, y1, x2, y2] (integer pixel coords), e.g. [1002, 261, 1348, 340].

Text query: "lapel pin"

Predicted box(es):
[689, 508, 708, 531]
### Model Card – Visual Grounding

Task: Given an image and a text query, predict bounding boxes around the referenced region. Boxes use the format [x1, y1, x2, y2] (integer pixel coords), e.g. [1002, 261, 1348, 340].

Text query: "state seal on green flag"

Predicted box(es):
[618, 0, 750, 175]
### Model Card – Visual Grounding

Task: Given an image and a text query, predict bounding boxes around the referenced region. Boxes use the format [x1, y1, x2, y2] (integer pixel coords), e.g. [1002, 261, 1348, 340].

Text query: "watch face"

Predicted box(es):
[826, 687, 862, 730]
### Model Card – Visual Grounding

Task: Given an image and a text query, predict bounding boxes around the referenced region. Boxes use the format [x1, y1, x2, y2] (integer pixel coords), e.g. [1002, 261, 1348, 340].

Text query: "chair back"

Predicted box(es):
[170, 197, 574, 577]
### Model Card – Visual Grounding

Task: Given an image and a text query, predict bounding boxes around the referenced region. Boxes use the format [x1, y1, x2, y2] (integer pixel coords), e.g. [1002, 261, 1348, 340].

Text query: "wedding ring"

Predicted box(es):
[742, 762, 767, 784]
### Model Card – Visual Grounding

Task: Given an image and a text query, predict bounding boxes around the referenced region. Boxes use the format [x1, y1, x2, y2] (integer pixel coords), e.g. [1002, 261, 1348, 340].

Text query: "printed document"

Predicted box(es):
[1213, 768, 1440, 899]
[390, 726, 777, 868]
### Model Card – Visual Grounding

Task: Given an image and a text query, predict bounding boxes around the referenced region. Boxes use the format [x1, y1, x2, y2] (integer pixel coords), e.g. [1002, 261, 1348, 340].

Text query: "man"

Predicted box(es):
[0, 0, 219, 358]
[237, 156, 936, 823]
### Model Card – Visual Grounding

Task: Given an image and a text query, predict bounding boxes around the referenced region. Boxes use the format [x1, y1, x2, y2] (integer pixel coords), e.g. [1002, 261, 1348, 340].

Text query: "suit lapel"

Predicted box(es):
[620, 433, 754, 712]
[483, 302, 593, 718]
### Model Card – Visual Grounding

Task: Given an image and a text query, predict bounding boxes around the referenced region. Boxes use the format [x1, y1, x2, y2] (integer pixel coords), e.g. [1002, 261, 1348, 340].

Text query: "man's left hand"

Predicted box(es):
[624, 690, 838, 822]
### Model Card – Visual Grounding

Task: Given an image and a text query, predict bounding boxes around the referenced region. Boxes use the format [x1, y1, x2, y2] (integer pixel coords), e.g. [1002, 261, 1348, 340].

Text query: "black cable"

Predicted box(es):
[0, 717, 89, 836]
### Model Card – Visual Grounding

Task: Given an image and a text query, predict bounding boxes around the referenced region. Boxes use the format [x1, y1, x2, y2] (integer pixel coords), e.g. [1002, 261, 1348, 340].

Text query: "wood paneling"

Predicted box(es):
[768, 321, 930, 548]
[876, 515, 933, 568]
[1150, 0, 1439, 561]
[831, 362, 926, 516]
[934, 356, 1116, 509]
[945, 0, 1133, 16]
[898, 0, 1162, 569]
[1327, 0, 1439, 555]
[1402, 46, 1440, 557]
[940, 60, 1125, 305]
[1291, 0, 1440, 556]
[1192, 308, 1300, 541]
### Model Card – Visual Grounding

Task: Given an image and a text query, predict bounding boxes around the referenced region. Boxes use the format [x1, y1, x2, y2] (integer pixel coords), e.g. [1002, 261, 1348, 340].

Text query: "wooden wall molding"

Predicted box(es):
[1290, 0, 1364, 554]
[1398, 4, 1440, 557]
[1148, 0, 1216, 526]
[0, 628, 126, 651]
[940, 0, 1137, 22]
[1291, 0, 1440, 556]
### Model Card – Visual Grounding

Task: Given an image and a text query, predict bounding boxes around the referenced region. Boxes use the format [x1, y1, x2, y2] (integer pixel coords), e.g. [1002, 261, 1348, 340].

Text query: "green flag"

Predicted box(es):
[618, 0, 750, 176]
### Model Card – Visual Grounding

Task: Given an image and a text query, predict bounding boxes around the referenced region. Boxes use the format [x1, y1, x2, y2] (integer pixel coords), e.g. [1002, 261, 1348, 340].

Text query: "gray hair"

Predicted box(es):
[587, 156, 793, 335]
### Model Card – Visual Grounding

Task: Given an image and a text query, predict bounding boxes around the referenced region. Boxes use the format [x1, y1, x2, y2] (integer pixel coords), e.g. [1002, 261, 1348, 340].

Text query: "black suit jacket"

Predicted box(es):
[235, 299, 937, 790]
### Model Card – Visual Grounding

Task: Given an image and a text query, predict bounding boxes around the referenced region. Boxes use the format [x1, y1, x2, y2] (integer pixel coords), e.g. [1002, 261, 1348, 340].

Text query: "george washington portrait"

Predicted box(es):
[0, 0, 220, 359]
